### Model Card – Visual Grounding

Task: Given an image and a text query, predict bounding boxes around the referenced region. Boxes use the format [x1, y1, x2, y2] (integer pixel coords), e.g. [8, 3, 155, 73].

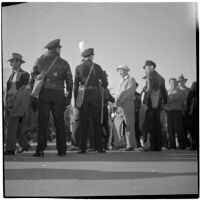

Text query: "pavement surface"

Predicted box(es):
[3, 143, 199, 198]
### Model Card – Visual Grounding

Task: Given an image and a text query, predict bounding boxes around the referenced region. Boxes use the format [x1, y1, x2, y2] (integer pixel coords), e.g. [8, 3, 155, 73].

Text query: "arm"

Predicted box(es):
[74, 67, 80, 105]
[29, 65, 40, 91]
[161, 79, 168, 105]
[118, 77, 136, 104]
[109, 92, 115, 103]
[64, 63, 73, 105]
[168, 89, 184, 103]
[20, 72, 30, 88]
[98, 65, 108, 88]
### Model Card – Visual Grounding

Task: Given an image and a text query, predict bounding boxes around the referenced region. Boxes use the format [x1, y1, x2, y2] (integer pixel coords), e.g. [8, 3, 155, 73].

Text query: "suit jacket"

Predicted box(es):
[74, 59, 108, 103]
[116, 74, 136, 106]
[6, 69, 29, 92]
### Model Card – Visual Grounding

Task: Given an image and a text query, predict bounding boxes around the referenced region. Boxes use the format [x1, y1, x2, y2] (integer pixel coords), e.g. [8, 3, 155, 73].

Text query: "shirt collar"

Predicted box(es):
[123, 74, 129, 81]
[120, 74, 129, 85]
[12, 68, 21, 73]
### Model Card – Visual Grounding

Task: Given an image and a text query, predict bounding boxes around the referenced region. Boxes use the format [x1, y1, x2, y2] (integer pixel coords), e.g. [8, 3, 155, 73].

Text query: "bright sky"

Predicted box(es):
[2, 2, 197, 95]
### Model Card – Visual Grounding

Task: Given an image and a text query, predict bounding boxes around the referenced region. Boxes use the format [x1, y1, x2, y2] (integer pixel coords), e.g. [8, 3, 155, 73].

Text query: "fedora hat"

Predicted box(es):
[44, 39, 62, 50]
[117, 64, 130, 71]
[143, 60, 156, 69]
[178, 74, 188, 82]
[8, 53, 25, 63]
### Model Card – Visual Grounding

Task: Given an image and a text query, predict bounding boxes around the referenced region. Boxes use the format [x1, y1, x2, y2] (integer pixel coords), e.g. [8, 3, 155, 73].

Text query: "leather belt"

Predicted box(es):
[85, 86, 98, 90]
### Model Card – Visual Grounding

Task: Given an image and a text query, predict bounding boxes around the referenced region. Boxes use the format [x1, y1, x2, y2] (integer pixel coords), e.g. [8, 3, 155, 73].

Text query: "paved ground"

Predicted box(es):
[3, 144, 198, 198]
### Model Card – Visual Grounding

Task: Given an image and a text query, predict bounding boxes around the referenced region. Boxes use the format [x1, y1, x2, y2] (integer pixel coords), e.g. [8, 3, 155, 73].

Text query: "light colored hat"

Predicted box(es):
[117, 64, 130, 71]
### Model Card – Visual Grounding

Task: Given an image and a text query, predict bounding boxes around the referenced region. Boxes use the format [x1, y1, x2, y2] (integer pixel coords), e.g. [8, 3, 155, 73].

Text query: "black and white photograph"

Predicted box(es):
[2, 1, 198, 198]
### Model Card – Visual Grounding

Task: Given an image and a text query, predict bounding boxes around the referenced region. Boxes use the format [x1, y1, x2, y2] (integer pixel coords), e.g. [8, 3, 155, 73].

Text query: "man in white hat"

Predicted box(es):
[178, 74, 190, 148]
[116, 64, 137, 151]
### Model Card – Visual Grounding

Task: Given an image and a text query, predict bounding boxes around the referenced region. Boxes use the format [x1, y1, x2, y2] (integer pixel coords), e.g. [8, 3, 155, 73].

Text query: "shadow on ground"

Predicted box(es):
[4, 150, 198, 162]
[4, 168, 197, 180]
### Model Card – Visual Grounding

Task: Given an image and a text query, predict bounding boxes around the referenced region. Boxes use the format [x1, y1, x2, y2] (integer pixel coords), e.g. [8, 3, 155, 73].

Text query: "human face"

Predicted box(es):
[169, 79, 177, 90]
[56, 47, 61, 53]
[10, 59, 21, 71]
[178, 79, 186, 87]
[144, 65, 154, 75]
[118, 69, 128, 78]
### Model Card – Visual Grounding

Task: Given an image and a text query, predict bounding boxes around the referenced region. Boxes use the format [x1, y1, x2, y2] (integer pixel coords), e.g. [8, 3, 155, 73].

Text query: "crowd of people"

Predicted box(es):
[3, 39, 198, 157]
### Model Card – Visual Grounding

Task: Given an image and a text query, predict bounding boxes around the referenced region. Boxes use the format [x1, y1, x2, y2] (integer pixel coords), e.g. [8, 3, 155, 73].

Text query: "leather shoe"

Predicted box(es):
[57, 152, 66, 156]
[167, 146, 176, 150]
[4, 151, 15, 155]
[97, 149, 106, 153]
[77, 150, 86, 154]
[33, 151, 44, 157]
[17, 145, 31, 153]
[124, 147, 134, 151]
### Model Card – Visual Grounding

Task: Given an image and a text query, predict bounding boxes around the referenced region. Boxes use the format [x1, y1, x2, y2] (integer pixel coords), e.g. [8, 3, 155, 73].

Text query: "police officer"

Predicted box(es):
[33, 39, 73, 157]
[74, 42, 108, 153]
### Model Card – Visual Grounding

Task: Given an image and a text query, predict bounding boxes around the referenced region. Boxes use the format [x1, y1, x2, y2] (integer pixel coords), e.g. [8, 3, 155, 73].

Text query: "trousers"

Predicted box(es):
[37, 88, 66, 154]
[167, 110, 185, 148]
[144, 108, 162, 150]
[79, 99, 103, 151]
[6, 116, 29, 151]
[121, 99, 137, 148]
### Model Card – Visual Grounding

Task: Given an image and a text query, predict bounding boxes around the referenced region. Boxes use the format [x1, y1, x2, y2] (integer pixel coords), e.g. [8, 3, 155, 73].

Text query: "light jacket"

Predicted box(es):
[116, 74, 136, 106]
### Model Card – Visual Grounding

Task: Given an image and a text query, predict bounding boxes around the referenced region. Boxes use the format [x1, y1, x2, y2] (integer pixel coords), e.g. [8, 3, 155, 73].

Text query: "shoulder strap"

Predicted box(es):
[43, 56, 59, 78]
[84, 63, 94, 87]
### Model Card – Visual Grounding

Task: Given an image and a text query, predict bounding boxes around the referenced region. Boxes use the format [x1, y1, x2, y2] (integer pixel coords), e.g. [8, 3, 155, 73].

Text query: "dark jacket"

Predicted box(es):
[31, 51, 73, 101]
[104, 88, 115, 105]
[7, 69, 29, 92]
[143, 70, 167, 109]
[74, 59, 108, 104]
[134, 91, 141, 112]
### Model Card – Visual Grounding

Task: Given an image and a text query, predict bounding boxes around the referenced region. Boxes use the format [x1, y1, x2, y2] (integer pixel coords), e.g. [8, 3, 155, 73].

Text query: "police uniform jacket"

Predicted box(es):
[74, 59, 108, 103]
[34, 51, 73, 101]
